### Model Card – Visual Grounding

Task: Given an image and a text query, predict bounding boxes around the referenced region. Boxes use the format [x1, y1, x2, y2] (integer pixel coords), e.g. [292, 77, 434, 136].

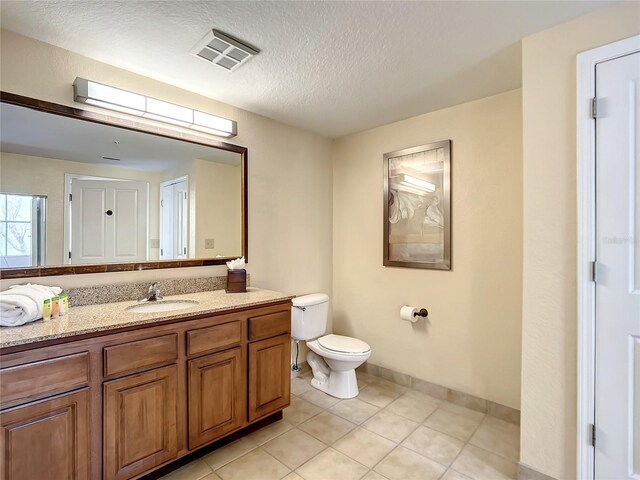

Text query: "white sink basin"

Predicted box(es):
[126, 300, 199, 314]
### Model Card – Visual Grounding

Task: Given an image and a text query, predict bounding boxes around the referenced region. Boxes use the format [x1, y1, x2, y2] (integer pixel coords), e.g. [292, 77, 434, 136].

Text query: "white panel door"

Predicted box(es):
[70, 182, 107, 263]
[160, 182, 175, 260]
[595, 51, 640, 480]
[112, 186, 147, 261]
[71, 179, 148, 264]
[159, 178, 188, 260]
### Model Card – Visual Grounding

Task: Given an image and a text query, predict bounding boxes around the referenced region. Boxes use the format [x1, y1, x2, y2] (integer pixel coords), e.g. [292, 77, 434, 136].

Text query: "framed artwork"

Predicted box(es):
[383, 140, 451, 270]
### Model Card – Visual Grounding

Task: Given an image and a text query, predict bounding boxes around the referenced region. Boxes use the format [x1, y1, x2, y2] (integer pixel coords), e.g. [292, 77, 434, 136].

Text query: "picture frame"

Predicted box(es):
[383, 140, 451, 270]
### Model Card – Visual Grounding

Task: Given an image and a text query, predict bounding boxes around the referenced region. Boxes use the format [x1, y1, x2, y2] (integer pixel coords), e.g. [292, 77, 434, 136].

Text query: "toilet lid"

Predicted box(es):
[318, 334, 371, 354]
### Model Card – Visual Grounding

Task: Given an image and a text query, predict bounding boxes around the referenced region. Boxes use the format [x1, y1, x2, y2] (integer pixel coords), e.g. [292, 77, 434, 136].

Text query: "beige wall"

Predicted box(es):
[0, 152, 163, 263]
[332, 89, 523, 408]
[193, 159, 242, 258]
[520, 3, 640, 478]
[0, 30, 333, 304]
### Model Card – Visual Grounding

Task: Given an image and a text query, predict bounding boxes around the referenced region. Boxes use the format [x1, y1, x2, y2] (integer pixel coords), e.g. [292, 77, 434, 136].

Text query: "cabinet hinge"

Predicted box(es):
[591, 261, 598, 283]
[590, 424, 596, 447]
[591, 97, 598, 119]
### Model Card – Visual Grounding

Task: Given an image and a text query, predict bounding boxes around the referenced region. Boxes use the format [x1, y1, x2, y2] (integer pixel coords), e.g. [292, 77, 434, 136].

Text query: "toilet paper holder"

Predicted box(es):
[414, 308, 429, 318]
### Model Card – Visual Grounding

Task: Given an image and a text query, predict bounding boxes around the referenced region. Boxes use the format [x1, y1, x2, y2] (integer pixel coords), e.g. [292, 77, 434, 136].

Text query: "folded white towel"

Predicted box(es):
[0, 284, 62, 327]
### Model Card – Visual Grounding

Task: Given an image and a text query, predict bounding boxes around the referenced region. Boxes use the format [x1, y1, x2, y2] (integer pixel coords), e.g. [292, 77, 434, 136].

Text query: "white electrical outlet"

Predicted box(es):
[204, 238, 215, 249]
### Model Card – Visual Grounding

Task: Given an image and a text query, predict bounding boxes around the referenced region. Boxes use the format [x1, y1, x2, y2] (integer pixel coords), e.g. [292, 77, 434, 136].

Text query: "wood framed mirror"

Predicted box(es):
[0, 92, 248, 279]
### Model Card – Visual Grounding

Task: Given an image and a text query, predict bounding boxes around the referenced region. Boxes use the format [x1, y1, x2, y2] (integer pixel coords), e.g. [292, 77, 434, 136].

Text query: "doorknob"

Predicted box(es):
[105, 210, 113, 216]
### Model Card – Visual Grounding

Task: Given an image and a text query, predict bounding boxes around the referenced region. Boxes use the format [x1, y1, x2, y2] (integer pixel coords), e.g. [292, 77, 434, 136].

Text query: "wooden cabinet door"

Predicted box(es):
[188, 347, 245, 449]
[0, 389, 90, 480]
[103, 365, 178, 480]
[248, 334, 291, 421]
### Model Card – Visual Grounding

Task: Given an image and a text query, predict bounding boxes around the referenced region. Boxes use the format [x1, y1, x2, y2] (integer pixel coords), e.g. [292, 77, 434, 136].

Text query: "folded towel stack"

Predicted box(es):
[0, 284, 63, 327]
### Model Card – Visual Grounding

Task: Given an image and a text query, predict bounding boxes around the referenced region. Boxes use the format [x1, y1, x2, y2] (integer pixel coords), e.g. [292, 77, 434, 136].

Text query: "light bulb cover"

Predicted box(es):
[73, 77, 237, 138]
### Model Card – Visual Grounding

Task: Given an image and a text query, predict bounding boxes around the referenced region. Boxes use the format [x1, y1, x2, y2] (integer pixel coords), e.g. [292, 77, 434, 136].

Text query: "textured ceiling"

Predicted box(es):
[0, 0, 613, 138]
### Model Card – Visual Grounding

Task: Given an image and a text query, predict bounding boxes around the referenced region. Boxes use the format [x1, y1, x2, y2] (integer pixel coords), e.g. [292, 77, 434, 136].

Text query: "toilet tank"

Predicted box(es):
[291, 293, 329, 341]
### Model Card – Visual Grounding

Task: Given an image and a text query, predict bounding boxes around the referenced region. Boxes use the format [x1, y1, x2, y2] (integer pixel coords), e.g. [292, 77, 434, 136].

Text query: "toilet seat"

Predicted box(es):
[317, 334, 371, 355]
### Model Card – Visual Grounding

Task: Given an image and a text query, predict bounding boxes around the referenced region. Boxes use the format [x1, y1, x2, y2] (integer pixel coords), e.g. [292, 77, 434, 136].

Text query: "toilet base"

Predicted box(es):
[306, 350, 360, 399]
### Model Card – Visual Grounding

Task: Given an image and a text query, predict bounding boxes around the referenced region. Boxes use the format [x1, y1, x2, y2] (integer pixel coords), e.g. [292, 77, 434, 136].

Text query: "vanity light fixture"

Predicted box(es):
[391, 174, 436, 194]
[73, 78, 237, 138]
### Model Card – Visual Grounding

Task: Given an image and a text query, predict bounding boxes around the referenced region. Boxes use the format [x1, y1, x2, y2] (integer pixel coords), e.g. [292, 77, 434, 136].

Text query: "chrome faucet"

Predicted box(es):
[141, 282, 163, 302]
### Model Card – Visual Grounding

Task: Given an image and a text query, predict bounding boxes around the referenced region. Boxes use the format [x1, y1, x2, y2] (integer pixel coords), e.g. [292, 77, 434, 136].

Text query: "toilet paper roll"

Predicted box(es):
[400, 305, 419, 323]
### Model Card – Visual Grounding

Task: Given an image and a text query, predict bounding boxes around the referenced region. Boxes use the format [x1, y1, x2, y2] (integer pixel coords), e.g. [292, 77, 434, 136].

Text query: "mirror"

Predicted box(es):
[0, 97, 246, 274]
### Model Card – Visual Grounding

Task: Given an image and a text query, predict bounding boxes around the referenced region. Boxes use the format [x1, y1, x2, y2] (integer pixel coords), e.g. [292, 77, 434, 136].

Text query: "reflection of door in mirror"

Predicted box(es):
[0, 193, 46, 268]
[68, 178, 148, 264]
[160, 176, 188, 260]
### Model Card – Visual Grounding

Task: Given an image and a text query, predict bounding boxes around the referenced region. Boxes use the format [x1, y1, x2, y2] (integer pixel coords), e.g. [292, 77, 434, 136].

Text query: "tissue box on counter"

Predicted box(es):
[226, 269, 247, 293]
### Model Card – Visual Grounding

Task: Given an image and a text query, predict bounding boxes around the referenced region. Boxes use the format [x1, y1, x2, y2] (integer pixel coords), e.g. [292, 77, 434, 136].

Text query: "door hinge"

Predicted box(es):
[590, 424, 596, 447]
[591, 97, 598, 119]
[591, 261, 598, 283]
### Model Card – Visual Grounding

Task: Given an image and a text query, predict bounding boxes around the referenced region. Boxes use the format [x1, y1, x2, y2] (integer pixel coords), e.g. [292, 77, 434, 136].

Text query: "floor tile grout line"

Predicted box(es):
[380, 392, 444, 423]
[328, 443, 382, 472]
[360, 408, 422, 445]
[444, 412, 488, 479]
[292, 445, 373, 479]
[466, 413, 520, 463]
[256, 423, 297, 447]
[209, 441, 260, 472]
[258, 443, 318, 475]
[360, 390, 430, 474]
[465, 439, 520, 465]
[363, 395, 488, 479]
[399, 432, 461, 471]
[192, 378, 519, 480]
[289, 444, 330, 478]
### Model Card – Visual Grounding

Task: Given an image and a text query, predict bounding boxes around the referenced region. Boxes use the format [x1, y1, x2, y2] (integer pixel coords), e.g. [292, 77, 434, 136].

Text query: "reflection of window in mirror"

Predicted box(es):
[0, 193, 46, 268]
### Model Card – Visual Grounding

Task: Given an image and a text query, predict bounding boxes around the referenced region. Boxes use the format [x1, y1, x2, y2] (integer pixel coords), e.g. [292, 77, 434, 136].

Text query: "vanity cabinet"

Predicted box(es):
[249, 334, 291, 421]
[0, 389, 90, 480]
[188, 347, 245, 449]
[103, 366, 179, 480]
[0, 299, 291, 480]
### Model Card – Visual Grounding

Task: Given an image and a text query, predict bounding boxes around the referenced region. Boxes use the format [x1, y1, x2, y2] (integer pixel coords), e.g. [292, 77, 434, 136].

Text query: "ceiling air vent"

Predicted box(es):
[191, 29, 259, 72]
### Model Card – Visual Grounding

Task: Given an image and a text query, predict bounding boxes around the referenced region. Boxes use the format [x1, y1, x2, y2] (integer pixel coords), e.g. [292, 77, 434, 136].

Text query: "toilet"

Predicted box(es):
[291, 293, 371, 399]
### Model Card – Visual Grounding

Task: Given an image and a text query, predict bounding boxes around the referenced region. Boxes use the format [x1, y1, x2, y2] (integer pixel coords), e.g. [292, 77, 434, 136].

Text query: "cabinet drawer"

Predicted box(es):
[248, 310, 290, 341]
[0, 352, 90, 407]
[187, 320, 242, 357]
[104, 334, 177, 377]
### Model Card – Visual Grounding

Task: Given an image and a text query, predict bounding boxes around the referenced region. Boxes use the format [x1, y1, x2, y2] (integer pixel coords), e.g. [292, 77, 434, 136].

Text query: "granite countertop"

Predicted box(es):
[0, 288, 295, 349]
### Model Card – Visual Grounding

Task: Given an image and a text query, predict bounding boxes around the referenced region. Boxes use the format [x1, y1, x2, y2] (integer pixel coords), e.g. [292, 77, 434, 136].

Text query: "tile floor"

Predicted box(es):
[161, 371, 520, 480]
